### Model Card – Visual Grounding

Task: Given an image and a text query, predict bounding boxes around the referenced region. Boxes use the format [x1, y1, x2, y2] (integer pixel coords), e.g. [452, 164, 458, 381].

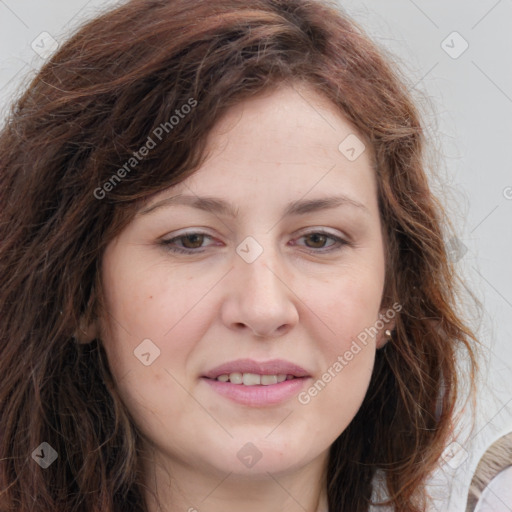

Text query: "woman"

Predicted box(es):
[0, 0, 479, 510]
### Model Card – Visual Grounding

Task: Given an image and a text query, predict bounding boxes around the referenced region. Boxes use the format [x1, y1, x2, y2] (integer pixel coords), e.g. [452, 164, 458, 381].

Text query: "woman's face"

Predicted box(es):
[98, 84, 391, 480]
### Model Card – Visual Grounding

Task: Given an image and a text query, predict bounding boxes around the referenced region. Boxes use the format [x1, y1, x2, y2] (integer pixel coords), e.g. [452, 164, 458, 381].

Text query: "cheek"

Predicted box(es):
[100, 249, 209, 347]
[298, 268, 383, 408]
[312, 267, 385, 346]
[299, 290, 379, 434]
[98, 263, 205, 442]
[98, 252, 214, 411]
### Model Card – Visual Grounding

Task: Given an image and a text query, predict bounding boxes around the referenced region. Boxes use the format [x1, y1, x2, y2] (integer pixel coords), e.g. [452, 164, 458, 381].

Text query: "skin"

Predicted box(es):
[82, 83, 394, 512]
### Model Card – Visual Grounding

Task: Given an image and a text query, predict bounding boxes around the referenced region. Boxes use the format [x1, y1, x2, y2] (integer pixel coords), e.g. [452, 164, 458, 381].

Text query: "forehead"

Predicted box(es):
[148, 84, 379, 216]
[205, 83, 372, 162]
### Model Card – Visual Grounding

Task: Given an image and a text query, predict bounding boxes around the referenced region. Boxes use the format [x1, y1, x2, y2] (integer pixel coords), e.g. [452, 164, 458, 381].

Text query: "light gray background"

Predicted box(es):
[1, 1, 511, 511]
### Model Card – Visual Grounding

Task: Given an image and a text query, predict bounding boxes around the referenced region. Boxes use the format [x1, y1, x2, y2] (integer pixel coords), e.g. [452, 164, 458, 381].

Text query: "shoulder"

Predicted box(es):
[473, 466, 512, 512]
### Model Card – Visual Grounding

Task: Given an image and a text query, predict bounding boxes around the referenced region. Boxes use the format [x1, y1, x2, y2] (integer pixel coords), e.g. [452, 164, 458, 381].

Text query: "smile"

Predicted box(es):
[214, 372, 295, 385]
[202, 376, 310, 406]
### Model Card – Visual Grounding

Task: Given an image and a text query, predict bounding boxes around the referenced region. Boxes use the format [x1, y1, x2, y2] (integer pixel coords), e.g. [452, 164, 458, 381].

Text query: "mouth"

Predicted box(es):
[201, 359, 311, 406]
[207, 372, 297, 385]
[201, 358, 310, 381]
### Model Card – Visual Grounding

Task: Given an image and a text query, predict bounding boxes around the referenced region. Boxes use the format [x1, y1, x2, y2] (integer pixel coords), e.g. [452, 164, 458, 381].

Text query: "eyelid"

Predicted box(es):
[294, 226, 345, 238]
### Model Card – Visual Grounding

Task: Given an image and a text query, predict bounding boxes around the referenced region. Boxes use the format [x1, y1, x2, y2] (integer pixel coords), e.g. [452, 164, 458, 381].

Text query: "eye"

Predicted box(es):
[294, 230, 349, 252]
[160, 229, 349, 255]
[160, 232, 215, 254]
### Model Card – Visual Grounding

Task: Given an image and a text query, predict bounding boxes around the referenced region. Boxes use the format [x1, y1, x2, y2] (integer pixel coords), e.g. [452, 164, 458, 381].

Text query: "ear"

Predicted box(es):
[375, 306, 397, 349]
[73, 285, 99, 344]
[376, 323, 394, 349]
[73, 316, 99, 344]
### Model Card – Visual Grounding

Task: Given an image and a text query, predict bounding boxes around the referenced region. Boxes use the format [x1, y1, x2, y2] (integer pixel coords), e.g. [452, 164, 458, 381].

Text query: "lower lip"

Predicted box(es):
[201, 377, 309, 406]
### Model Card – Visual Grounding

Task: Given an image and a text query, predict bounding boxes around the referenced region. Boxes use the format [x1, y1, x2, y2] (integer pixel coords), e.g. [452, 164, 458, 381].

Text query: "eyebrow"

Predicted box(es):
[137, 193, 370, 217]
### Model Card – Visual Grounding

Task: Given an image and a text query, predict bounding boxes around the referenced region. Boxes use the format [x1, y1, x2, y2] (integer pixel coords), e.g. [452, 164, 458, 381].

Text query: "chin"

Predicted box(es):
[216, 455, 311, 478]
[200, 434, 321, 477]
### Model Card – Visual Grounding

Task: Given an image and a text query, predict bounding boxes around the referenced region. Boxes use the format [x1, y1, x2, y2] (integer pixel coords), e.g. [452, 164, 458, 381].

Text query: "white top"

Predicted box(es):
[474, 466, 512, 512]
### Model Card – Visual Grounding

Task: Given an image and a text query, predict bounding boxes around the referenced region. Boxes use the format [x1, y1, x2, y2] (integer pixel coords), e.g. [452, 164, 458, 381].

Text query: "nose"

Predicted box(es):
[220, 243, 299, 338]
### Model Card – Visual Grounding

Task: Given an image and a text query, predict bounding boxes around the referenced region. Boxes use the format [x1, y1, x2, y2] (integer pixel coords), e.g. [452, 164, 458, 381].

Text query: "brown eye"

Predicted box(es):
[295, 231, 348, 253]
[161, 232, 215, 254]
[180, 233, 205, 249]
[303, 233, 329, 249]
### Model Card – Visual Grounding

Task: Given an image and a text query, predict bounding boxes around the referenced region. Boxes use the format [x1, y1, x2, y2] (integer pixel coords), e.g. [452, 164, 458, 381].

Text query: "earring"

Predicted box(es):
[384, 329, 393, 339]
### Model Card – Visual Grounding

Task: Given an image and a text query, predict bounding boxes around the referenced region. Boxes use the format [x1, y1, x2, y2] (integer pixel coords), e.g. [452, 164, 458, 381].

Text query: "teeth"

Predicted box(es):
[242, 373, 261, 386]
[229, 372, 243, 384]
[261, 375, 277, 385]
[215, 373, 292, 385]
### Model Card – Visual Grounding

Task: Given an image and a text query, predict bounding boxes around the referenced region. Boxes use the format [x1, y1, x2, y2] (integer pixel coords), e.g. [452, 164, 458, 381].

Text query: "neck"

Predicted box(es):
[142, 446, 329, 512]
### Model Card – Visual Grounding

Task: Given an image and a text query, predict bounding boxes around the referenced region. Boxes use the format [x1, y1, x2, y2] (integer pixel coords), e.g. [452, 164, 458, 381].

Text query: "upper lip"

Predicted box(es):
[202, 358, 310, 379]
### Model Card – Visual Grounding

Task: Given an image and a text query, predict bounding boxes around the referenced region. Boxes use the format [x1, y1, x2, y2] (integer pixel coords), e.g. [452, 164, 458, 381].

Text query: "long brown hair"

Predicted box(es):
[0, 0, 479, 510]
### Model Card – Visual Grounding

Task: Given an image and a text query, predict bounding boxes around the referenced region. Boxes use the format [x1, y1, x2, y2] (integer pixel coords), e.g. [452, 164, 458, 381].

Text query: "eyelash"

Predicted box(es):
[160, 230, 349, 255]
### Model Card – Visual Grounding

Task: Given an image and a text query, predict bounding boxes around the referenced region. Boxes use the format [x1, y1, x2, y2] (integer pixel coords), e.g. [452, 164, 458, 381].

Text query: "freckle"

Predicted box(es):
[149, 296, 153, 299]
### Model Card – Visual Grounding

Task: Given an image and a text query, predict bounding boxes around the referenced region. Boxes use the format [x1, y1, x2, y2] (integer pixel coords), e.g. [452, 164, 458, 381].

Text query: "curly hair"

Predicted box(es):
[0, 0, 478, 510]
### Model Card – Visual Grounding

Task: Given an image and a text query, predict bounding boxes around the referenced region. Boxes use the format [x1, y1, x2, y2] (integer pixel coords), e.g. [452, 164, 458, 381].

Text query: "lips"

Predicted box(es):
[201, 358, 311, 406]
[202, 358, 310, 380]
